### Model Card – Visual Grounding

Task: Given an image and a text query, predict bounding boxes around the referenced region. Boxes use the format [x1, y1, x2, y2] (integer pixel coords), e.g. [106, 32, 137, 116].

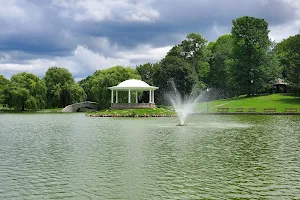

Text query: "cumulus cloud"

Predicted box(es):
[116, 44, 172, 65]
[0, 0, 299, 79]
[0, 44, 170, 79]
[0, 45, 128, 77]
[269, 20, 300, 41]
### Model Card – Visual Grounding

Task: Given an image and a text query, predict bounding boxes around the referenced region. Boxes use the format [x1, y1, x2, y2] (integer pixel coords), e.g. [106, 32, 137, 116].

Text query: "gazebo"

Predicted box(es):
[271, 78, 288, 93]
[108, 79, 158, 109]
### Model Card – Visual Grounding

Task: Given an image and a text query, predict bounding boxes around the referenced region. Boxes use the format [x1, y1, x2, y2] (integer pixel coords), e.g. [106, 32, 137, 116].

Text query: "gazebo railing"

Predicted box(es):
[111, 103, 156, 109]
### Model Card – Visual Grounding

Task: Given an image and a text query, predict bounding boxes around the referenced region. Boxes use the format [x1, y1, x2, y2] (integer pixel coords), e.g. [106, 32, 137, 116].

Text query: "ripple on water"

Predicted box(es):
[0, 114, 299, 199]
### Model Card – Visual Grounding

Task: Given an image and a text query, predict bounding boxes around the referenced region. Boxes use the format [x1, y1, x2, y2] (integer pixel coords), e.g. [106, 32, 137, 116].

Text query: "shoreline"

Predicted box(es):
[87, 112, 300, 117]
[1, 110, 300, 116]
[87, 113, 177, 117]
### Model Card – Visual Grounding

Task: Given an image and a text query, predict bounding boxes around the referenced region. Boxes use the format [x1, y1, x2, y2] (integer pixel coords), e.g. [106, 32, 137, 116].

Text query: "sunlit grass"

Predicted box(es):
[196, 94, 300, 112]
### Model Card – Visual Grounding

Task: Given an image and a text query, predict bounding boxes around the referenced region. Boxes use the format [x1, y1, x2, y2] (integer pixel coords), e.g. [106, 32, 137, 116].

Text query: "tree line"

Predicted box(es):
[1, 16, 300, 111]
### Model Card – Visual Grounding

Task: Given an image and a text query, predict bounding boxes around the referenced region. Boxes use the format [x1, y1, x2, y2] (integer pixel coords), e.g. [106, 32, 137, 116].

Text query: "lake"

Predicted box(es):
[0, 114, 299, 199]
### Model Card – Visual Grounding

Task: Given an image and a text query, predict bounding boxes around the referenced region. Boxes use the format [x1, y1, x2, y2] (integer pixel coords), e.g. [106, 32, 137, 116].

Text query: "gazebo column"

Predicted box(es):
[116, 90, 118, 103]
[152, 90, 155, 103]
[111, 90, 114, 103]
[128, 89, 131, 103]
[149, 90, 152, 103]
[135, 91, 138, 103]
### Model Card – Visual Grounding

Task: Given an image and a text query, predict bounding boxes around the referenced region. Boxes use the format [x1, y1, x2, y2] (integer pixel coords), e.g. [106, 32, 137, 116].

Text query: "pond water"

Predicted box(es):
[0, 114, 299, 199]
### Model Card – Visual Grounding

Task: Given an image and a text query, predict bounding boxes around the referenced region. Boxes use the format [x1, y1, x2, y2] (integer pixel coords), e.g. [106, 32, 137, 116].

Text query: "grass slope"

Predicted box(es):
[196, 94, 300, 112]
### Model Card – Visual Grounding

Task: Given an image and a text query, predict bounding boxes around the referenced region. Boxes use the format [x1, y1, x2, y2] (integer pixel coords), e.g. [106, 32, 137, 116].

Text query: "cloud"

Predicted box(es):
[0, 0, 299, 79]
[0, 44, 170, 79]
[52, 0, 159, 22]
[116, 44, 172, 65]
[0, 45, 128, 78]
[269, 20, 300, 41]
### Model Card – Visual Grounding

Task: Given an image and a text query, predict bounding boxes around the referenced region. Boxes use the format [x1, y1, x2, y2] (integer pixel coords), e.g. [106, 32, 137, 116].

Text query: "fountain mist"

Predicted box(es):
[167, 81, 204, 126]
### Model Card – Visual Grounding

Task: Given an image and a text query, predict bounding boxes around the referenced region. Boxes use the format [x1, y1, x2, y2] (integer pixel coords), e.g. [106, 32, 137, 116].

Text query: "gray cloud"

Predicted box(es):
[0, 0, 299, 78]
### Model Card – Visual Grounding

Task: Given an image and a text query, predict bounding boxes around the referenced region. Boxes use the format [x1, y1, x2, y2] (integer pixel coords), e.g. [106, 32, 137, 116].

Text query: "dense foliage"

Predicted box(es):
[231, 16, 280, 96]
[0, 75, 10, 104]
[275, 34, 300, 90]
[3, 73, 46, 111]
[149, 33, 210, 104]
[136, 63, 156, 103]
[44, 67, 86, 108]
[79, 66, 141, 109]
[207, 34, 234, 98]
[1, 16, 298, 111]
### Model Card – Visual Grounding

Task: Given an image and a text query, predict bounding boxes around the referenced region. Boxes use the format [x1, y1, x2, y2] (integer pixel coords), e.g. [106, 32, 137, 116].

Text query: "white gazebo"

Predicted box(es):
[108, 79, 158, 109]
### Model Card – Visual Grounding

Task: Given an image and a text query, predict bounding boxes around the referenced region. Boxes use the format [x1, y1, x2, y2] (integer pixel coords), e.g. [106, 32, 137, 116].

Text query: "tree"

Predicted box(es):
[136, 63, 155, 85]
[78, 75, 93, 101]
[177, 33, 211, 84]
[136, 63, 155, 103]
[153, 56, 196, 104]
[44, 67, 86, 107]
[62, 83, 87, 106]
[152, 33, 210, 104]
[231, 16, 277, 96]
[86, 66, 141, 109]
[3, 72, 46, 111]
[275, 34, 300, 86]
[0, 75, 10, 104]
[207, 34, 234, 97]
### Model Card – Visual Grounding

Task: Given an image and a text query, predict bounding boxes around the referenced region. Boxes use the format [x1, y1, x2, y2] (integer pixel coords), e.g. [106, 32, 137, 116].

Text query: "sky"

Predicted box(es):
[0, 0, 299, 81]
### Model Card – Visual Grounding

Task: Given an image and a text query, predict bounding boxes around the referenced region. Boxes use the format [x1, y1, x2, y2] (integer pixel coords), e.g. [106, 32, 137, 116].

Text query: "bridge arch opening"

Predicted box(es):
[62, 101, 98, 112]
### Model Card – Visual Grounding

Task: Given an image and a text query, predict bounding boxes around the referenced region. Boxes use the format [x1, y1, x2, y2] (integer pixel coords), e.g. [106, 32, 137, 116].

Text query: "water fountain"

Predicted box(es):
[167, 81, 205, 126]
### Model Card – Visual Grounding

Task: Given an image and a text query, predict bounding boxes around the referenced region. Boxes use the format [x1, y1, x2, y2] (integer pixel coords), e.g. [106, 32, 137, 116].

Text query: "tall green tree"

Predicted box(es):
[3, 72, 46, 111]
[153, 33, 210, 104]
[44, 67, 86, 107]
[177, 33, 211, 84]
[62, 83, 87, 106]
[0, 75, 10, 104]
[231, 16, 277, 95]
[136, 63, 155, 85]
[153, 56, 196, 104]
[136, 63, 155, 103]
[275, 34, 300, 86]
[207, 34, 234, 97]
[86, 66, 141, 109]
[78, 75, 93, 101]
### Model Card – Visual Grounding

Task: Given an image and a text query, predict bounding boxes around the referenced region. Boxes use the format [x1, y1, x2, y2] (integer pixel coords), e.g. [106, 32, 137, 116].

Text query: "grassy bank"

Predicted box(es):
[0, 104, 12, 112]
[2, 94, 300, 115]
[37, 108, 63, 113]
[0, 106, 63, 113]
[197, 94, 300, 113]
[88, 107, 176, 117]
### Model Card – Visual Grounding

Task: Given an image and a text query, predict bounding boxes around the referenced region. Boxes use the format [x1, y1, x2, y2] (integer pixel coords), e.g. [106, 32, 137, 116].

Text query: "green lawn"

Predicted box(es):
[196, 94, 300, 112]
[3, 94, 300, 114]
[0, 104, 11, 111]
[0, 105, 63, 113]
[38, 108, 63, 113]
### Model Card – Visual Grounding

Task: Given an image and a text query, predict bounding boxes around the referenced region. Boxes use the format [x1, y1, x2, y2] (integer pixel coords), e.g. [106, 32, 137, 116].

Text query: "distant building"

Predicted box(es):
[271, 78, 288, 93]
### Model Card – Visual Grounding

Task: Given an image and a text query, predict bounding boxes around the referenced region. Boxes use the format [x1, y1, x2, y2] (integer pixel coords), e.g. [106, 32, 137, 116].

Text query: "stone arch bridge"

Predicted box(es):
[62, 101, 98, 112]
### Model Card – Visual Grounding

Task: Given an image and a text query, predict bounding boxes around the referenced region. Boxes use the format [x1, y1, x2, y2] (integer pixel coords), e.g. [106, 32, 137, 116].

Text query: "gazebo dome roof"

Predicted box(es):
[109, 79, 158, 90]
[117, 79, 150, 88]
